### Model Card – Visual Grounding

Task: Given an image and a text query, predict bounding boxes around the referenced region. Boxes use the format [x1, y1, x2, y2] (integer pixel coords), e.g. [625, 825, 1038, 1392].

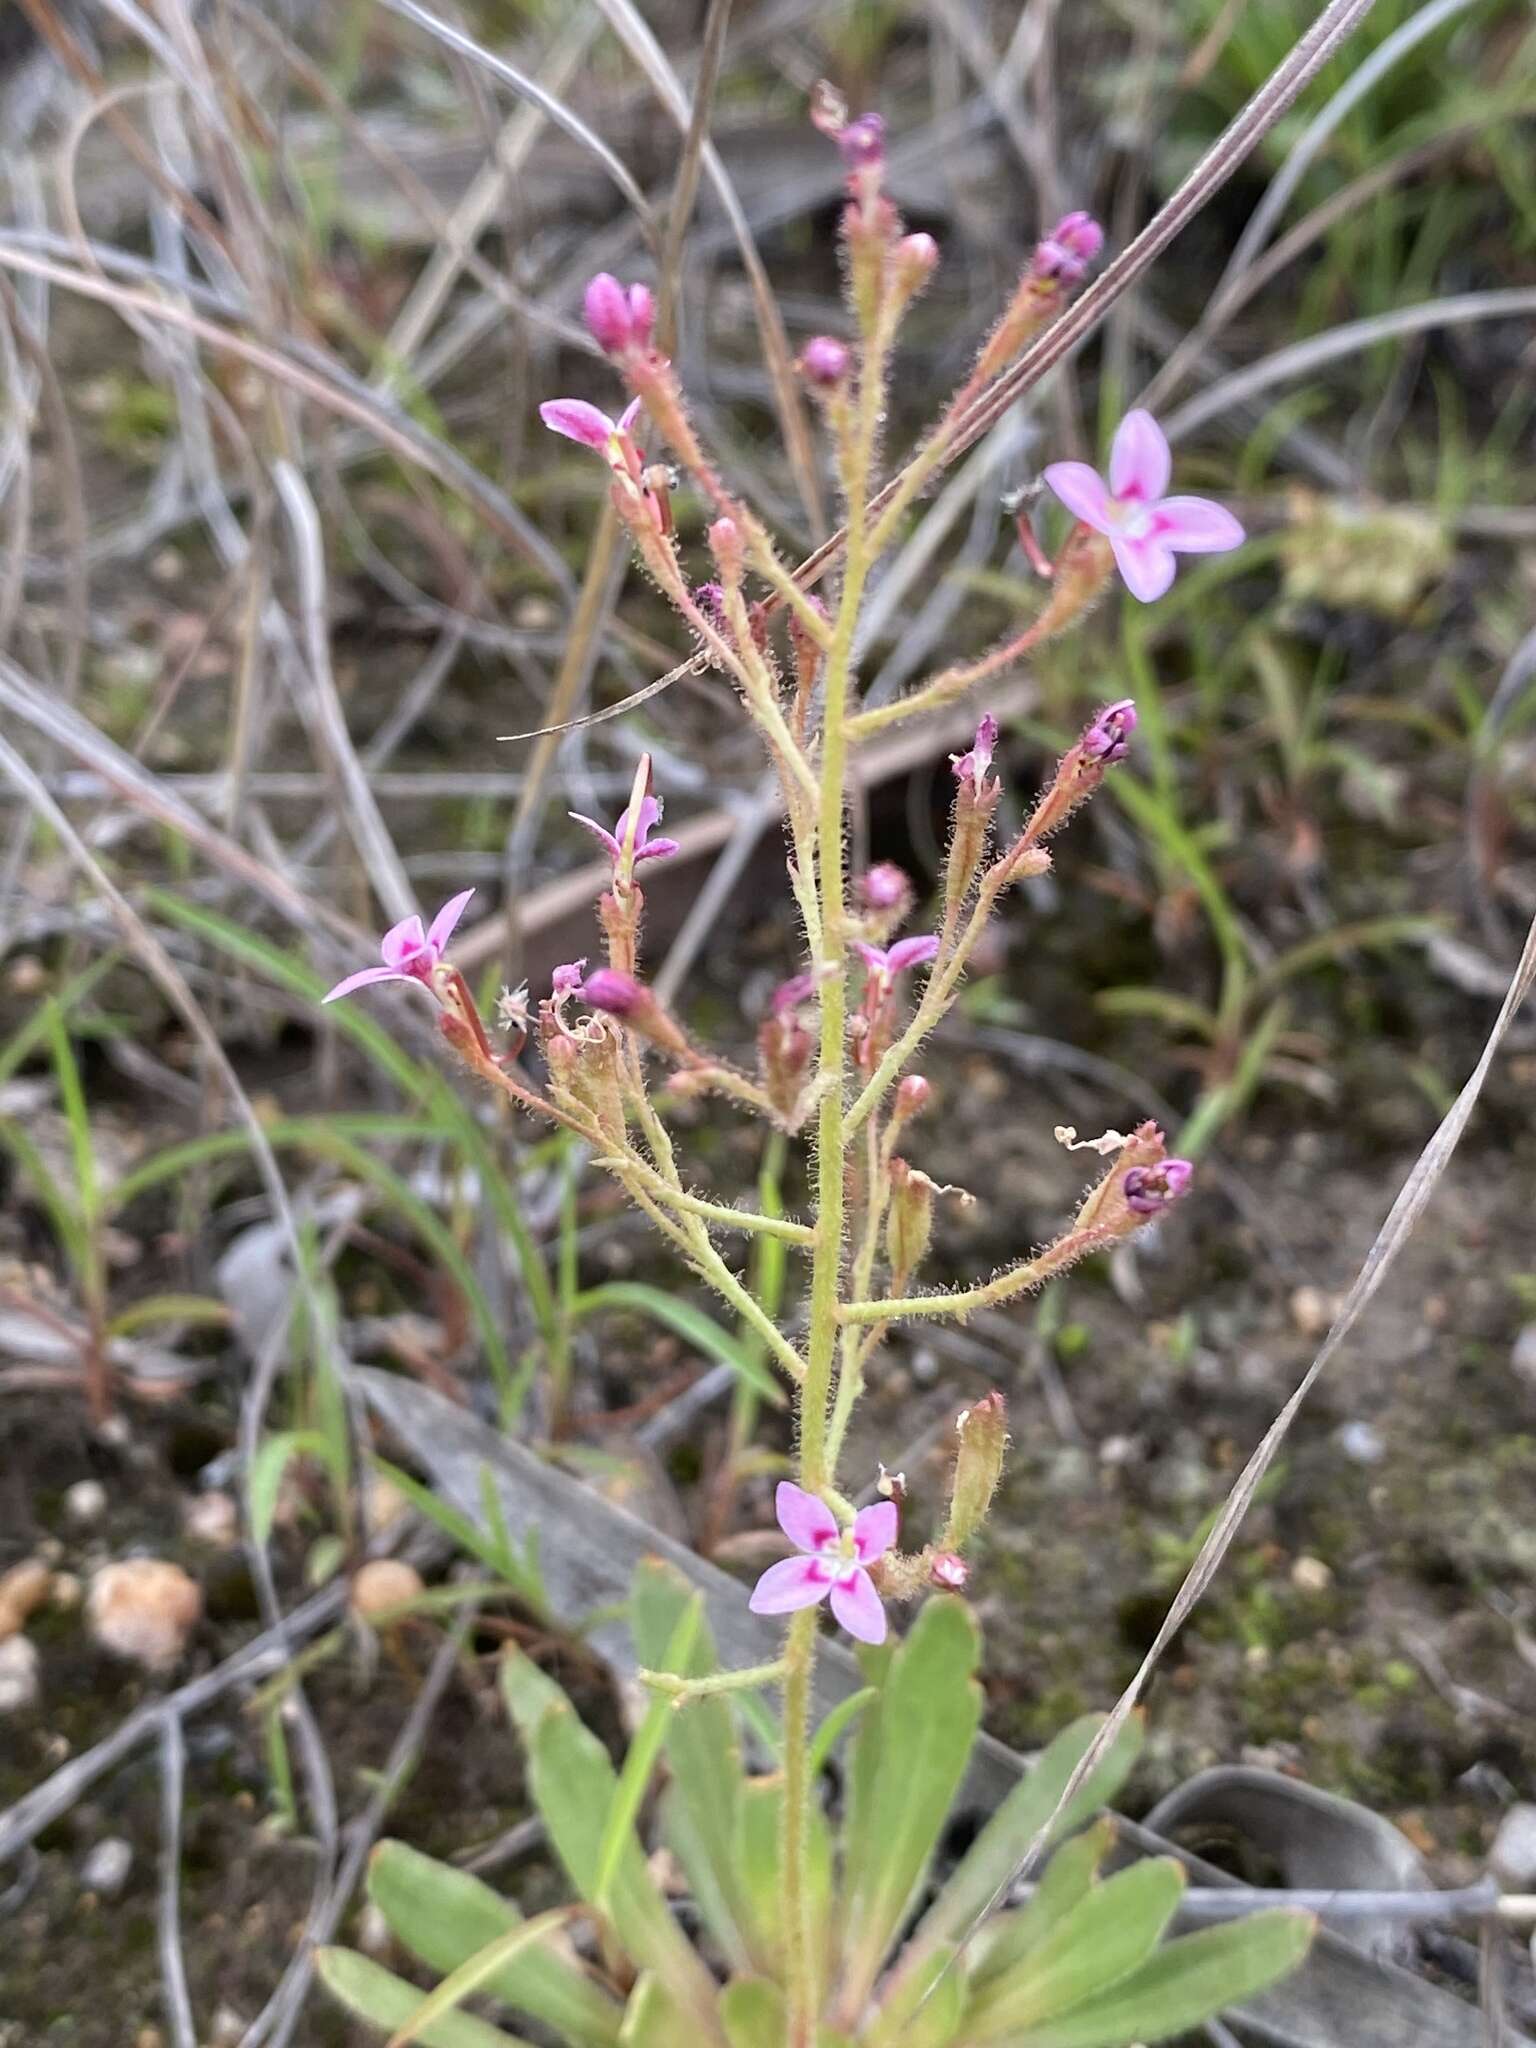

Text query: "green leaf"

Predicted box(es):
[499, 1654, 719, 2027]
[314, 1947, 531, 2047]
[970, 1818, 1112, 1991]
[45, 1002, 98, 1229]
[863, 1942, 966, 2048]
[249, 1430, 328, 1548]
[106, 1292, 234, 1338]
[732, 1774, 833, 1983]
[913, 1711, 1145, 1955]
[366, 1841, 622, 2047]
[806, 1686, 875, 1781]
[1020, 1910, 1315, 2048]
[617, 1974, 697, 2047]
[569, 1282, 785, 1408]
[375, 1459, 544, 1614]
[841, 1598, 982, 2005]
[595, 1600, 700, 1907]
[629, 1559, 750, 1967]
[964, 1857, 1186, 2040]
[719, 1979, 785, 2047]
[381, 1909, 576, 2047]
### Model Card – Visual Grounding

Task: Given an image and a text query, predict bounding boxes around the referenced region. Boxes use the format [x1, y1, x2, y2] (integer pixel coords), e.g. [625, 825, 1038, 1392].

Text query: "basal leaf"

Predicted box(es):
[315, 1947, 531, 2047]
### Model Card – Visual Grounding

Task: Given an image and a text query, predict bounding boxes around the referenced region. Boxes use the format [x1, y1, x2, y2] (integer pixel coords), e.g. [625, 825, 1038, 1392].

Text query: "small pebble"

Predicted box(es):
[1335, 1420, 1385, 1465]
[63, 1479, 108, 1527]
[0, 1635, 40, 1713]
[80, 1837, 133, 1898]
[0, 1560, 53, 1640]
[1290, 1555, 1333, 1594]
[349, 1559, 424, 1623]
[88, 1559, 202, 1671]
[1491, 1805, 1536, 1890]
[1289, 1286, 1334, 1338]
[183, 1491, 239, 1549]
[1512, 1324, 1536, 1390]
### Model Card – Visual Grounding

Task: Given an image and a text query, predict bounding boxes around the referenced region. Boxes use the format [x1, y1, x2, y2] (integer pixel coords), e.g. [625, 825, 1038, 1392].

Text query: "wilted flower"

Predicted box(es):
[322, 891, 474, 1005]
[748, 1482, 896, 1644]
[950, 713, 1000, 801]
[1123, 1159, 1194, 1215]
[569, 793, 679, 875]
[1081, 699, 1138, 763]
[855, 935, 940, 984]
[551, 959, 587, 999]
[1032, 211, 1104, 286]
[1044, 410, 1244, 603]
[583, 273, 655, 358]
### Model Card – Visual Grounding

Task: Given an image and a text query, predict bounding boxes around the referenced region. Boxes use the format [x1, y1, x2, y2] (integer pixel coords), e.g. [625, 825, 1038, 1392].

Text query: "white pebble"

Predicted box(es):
[64, 1479, 108, 1527]
[80, 1837, 133, 1897]
[0, 1635, 40, 1713]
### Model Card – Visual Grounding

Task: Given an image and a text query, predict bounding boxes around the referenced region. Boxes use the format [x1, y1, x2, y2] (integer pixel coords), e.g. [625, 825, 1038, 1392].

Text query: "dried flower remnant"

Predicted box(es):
[1044, 409, 1245, 603]
[322, 891, 473, 1006]
[748, 1483, 896, 1644]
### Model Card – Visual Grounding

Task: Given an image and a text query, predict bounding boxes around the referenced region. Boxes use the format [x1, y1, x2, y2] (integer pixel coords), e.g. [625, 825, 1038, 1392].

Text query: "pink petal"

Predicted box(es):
[853, 941, 889, 972]
[615, 794, 662, 850]
[540, 399, 615, 450]
[885, 935, 940, 974]
[568, 812, 622, 862]
[1042, 461, 1112, 534]
[829, 1567, 887, 1645]
[1108, 410, 1171, 504]
[321, 965, 409, 1004]
[426, 888, 474, 956]
[1151, 496, 1245, 555]
[380, 915, 427, 969]
[748, 1555, 832, 1616]
[617, 396, 643, 437]
[774, 1481, 839, 1555]
[1110, 532, 1177, 604]
[851, 1499, 898, 1565]
[632, 837, 679, 864]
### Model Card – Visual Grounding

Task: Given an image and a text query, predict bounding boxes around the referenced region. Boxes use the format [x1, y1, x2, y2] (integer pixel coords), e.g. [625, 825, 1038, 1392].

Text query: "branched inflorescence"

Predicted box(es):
[323, 91, 1246, 2041]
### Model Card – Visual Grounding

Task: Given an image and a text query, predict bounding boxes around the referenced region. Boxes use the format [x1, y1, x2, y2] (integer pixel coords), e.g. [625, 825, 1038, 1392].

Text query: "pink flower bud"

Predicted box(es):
[583, 273, 654, 357]
[800, 335, 851, 388]
[580, 967, 644, 1018]
[837, 112, 885, 169]
[894, 233, 939, 290]
[930, 1552, 970, 1591]
[857, 862, 912, 914]
[1081, 698, 1137, 763]
[896, 1075, 932, 1118]
[1123, 1158, 1193, 1215]
[708, 516, 744, 578]
[1032, 211, 1104, 286]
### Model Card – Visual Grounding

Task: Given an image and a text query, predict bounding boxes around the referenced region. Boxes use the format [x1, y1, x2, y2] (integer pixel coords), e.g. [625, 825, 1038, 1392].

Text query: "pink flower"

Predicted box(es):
[1044, 410, 1244, 604]
[1032, 211, 1104, 286]
[800, 336, 850, 388]
[950, 713, 999, 800]
[540, 395, 645, 476]
[855, 935, 940, 981]
[584, 274, 655, 358]
[772, 970, 817, 1014]
[748, 1482, 896, 1644]
[322, 891, 473, 1005]
[551, 959, 587, 998]
[1124, 1158, 1193, 1215]
[568, 792, 679, 874]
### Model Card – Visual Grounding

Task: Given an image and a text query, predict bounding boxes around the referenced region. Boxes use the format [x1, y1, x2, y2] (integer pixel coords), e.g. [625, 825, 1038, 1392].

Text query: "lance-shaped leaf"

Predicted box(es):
[965, 1857, 1186, 2041]
[366, 1842, 622, 2047]
[630, 1558, 751, 1967]
[839, 1598, 982, 2007]
[1021, 1910, 1316, 2048]
[315, 1947, 531, 2047]
[499, 1652, 721, 2035]
[968, 1818, 1113, 1993]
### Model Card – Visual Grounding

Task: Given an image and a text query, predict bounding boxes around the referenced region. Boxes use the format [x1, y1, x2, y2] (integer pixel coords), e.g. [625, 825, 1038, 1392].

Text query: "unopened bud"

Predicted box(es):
[837, 111, 886, 170]
[893, 232, 939, 297]
[856, 861, 914, 925]
[885, 1156, 935, 1286]
[800, 335, 851, 388]
[930, 1551, 970, 1592]
[581, 969, 694, 1063]
[895, 1074, 932, 1120]
[584, 273, 654, 357]
[943, 1391, 1008, 1551]
[708, 515, 744, 580]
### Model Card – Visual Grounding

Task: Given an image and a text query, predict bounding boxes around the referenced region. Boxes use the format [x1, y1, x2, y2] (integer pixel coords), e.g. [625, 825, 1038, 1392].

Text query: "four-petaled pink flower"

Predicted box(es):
[539, 395, 645, 479]
[855, 934, 940, 983]
[322, 891, 474, 1005]
[569, 792, 679, 875]
[950, 713, 999, 800]
[749, 1483, 896, 1644]
[1044, 410, 1244, 604]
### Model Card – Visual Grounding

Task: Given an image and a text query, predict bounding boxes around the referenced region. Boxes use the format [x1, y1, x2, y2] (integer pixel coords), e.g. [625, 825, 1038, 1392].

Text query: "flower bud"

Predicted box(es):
[800, 335, 851, 389]
[855, 862, 914, 941]
[930, 1551, 970, 1591]
[708, 515, 744, 581]
[895, 1074, 932, 1120]
[893, 232, 940, 298]
[584, 273, 654, 357]
[1031, 211, 1104, 287]
[943, 1391, 1008, 1551]
[837, 112, 886, 170]
[885, 1156, 935, 1287]
[580, 967, 644, 1018]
